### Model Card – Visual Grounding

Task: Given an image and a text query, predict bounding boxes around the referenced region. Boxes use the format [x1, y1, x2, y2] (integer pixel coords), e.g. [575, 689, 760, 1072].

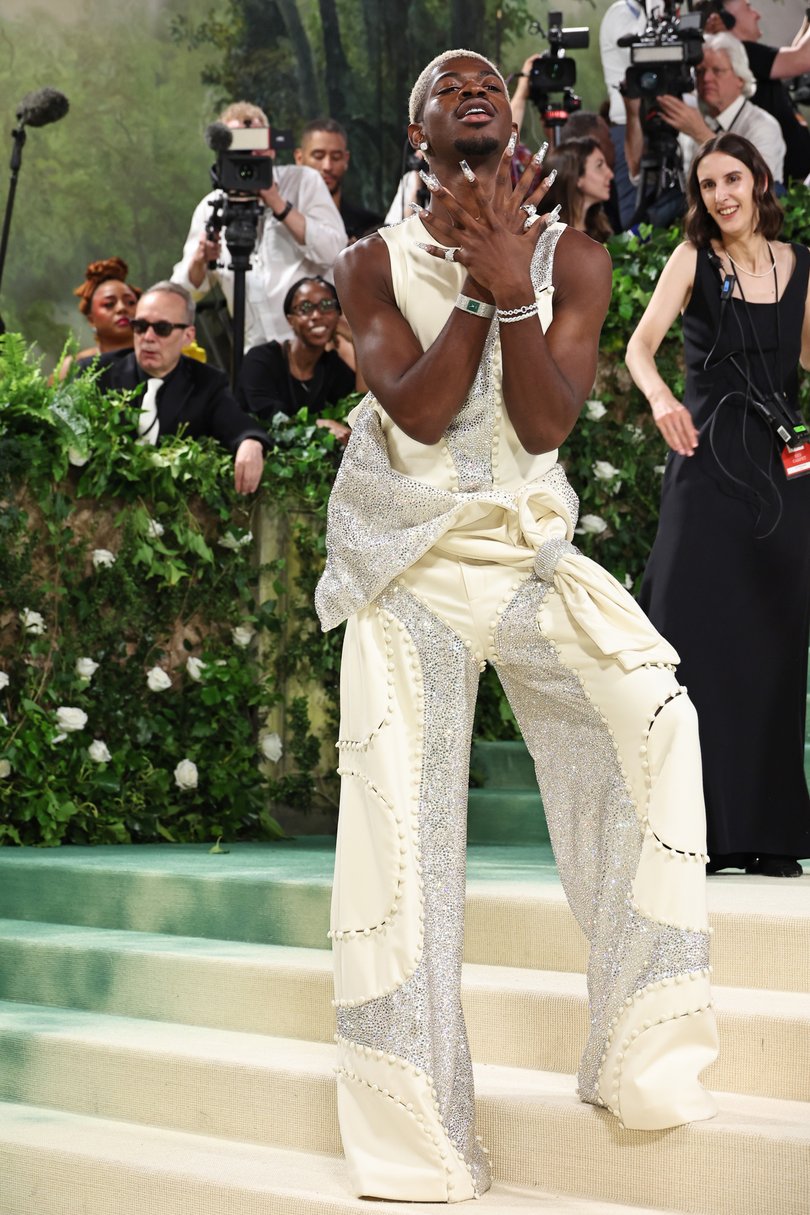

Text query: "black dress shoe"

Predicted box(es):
[746, 855, 804, 878]
[706, 852, 756, 874]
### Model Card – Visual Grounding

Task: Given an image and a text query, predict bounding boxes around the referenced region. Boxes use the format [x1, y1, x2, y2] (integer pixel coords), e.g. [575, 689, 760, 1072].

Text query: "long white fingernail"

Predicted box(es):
[419, 168, 441, 191]
[414, 241, 431, 251]
[459, 159, 476, 183]
[407, 201, 423, 214]
[506, 132, 517, 157]
[533, 141, 549, 166]
[544, 168, 557, 187]
[545, 203, 562, 225]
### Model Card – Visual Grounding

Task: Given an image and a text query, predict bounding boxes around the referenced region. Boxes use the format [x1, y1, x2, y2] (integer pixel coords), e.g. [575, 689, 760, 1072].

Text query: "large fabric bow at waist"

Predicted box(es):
[531, 536, 681, 675]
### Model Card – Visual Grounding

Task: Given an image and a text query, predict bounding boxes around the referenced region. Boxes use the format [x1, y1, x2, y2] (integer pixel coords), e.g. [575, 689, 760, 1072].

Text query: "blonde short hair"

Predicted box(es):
[408, 49, 506, 123]
[218, 101, 270, 128]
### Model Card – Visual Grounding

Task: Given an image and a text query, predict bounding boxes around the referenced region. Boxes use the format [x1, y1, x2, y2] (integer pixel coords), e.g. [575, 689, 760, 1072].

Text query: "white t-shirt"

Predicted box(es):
[172, 164, 347, 350]
[679, 96, 787, 184]
[600, 0, 648, 125]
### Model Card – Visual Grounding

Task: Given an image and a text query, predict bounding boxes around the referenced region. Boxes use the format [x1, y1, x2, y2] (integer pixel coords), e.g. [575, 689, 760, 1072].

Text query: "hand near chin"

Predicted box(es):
[412, 140, 558, 296]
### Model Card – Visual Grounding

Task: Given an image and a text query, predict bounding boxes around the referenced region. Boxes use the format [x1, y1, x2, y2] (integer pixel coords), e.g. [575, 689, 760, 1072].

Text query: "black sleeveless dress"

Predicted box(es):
[639, 244, 810, 859]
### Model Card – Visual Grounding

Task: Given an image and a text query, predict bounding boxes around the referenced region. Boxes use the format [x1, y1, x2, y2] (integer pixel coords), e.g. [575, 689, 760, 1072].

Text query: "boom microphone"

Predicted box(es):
[205, 122, 233, 152]
[16, 87, 69, 128]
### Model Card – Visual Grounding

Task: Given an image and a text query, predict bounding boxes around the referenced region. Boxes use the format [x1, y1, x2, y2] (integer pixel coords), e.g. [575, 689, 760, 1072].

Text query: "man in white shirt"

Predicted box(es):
[625, 33, 786, 190]
[599, 0, 649, 226]
[172, 102, 347, 351]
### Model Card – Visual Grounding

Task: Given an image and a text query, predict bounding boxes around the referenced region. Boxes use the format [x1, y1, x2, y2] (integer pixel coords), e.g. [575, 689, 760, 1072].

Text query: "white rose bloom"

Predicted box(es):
[20, 608, 46, 635]
[0, 671, 8, 691]
[218, 530, 253, 551]
[56, 706, 88, 733]
[186, 656, 206, 682]
[88, 739, 112, 763]
[146, 667, 172, 692]
[584, 399, 607, 421]
[0, 759, 10, 778]
[577, 514, 608, 536]
[92, 548, 116, 568]
[0, 712, 7, 727]
[174, 759, 198, 790]
[654, 464, 667, 475]
[68, 448, 89, 467]
[593, 461, 620, 481]
[75, 657, 99, 680]
[146, 517, 165, 539]
[624, 573, 634, 590]
[260, 732, 283, 762]
[231, 624, 256, 649]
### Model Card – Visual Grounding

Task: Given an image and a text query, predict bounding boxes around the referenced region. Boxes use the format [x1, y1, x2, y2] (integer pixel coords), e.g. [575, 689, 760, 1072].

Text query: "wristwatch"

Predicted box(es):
[272, 200, 293, 222]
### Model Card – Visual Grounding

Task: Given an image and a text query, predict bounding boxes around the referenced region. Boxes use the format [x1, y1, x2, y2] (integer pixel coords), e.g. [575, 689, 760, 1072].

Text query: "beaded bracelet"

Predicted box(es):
[455, 293, 496, 319]
[496, 302, 539, 324]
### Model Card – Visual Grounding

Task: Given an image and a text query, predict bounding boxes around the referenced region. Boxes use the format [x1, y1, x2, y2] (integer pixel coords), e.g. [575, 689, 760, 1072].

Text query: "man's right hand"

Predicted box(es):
[189, 233, 222, 287]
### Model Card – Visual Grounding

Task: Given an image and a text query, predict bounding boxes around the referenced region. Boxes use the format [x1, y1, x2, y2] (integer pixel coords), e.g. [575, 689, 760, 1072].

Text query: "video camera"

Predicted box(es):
[526, 11, 590, 140]
[620, 2, 704, 101]
[207, 123, 274, 194]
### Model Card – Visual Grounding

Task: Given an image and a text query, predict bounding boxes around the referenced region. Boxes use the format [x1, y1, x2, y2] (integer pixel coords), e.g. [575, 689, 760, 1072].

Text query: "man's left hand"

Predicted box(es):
[234, 438, 264, 493]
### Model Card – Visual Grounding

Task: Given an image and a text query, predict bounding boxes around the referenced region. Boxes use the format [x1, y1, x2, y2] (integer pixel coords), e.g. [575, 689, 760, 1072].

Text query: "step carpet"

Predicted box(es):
[0, 841, 807, 1215]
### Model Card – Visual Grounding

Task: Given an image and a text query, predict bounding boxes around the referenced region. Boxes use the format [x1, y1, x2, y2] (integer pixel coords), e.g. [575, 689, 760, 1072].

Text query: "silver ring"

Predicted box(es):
[444, 247, 456, 262]
[523, 213, 542, 231]
[520, 203, 537, 217]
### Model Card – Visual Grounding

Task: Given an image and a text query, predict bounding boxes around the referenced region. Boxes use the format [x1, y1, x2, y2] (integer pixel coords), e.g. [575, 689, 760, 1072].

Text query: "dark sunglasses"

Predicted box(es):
[131, 319, 188, 337]
[289, 298, 340, 316]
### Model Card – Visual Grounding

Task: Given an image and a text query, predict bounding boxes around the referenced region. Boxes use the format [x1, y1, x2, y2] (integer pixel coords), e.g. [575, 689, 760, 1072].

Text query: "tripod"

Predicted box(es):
[629, 104, 686, 229]
[206, 192, 263, 386]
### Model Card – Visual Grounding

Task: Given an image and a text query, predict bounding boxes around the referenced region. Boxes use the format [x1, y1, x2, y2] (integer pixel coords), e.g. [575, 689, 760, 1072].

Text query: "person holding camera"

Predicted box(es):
[702, 0, 810, 181]
[172, 102, 347, 352]
[626, 131, 810, 877]
[89, 282, 269, 494]
[624, 34, 786, 196]
[600, 0, 650, 227]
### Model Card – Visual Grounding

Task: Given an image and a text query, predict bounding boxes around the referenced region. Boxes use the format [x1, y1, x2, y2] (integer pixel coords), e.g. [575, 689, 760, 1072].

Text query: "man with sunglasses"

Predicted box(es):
[90, 282, 269, 494]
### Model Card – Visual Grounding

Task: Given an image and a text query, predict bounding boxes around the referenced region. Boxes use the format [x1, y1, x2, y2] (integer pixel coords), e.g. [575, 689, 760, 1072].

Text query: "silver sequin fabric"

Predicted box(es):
[337, 581, 491, 1195]
[315, 225, 569, 633]
[493, 578, 710, 1103]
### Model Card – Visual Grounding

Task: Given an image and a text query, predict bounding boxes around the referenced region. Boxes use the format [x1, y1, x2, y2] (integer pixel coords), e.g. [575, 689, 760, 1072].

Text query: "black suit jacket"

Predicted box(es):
[90, 351, 269, 454]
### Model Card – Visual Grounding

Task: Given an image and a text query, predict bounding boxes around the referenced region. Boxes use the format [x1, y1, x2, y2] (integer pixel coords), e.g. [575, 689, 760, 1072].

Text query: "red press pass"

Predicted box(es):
[781, 443, 810, 479]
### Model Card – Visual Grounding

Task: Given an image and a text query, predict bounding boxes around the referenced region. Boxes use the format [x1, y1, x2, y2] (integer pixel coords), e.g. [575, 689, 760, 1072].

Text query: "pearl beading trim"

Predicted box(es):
[336, 608, 398, 752]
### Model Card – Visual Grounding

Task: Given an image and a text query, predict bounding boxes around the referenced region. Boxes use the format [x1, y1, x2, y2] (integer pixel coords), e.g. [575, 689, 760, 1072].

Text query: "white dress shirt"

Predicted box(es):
[172, 164, 347, 350]
[600, 0, 648, 125]
[679, 95, 787, 185]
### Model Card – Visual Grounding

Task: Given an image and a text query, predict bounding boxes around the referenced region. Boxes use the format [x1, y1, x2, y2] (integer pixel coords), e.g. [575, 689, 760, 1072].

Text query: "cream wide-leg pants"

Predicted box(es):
[330, 528, 718, 1204]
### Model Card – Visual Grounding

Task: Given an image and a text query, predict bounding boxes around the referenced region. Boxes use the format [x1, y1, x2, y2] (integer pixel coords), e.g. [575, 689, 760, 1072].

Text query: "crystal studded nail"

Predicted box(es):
[419, 168, 441, 191]
[532, 141, 549, 166]
[459, 160, 476, 183]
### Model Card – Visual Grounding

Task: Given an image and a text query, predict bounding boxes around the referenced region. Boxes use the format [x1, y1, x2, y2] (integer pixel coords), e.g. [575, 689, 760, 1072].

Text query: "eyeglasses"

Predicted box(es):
[289, 299, 340, 316]
[131, 319, 188, 337]
[695, 66, 732, 78]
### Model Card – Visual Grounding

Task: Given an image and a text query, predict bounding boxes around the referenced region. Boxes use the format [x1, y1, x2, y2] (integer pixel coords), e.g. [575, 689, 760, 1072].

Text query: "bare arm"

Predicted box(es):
[772, 25, 810, 78]
[625, 242, 699, 456]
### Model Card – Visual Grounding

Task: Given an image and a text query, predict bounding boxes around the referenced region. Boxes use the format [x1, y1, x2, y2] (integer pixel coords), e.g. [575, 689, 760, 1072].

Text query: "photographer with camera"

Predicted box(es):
[172, 102, 347, 355]
[600, 1, 650, 227]
[624, 33, 785, 216]
[701, 1, 810, 181]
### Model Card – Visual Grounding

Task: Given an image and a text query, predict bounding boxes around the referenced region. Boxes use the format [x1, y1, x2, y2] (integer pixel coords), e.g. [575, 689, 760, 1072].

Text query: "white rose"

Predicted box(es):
[0, 712, 7, 727]
[88, 739, 111, 763]
[624, 573, 634, 590]
[186, 656, 206, 682]
[260, 732, 283, 763]
[75, 657, 99, 680]
[218, 530, 252, 551]
[20, 608, 46, 635]
[584, 399, 606, 422]
[576, 514, 608, 536]
[55, 706, 88, 733]
[0, 671, 8, 691]
[231, 624, 255, 649]
[92, 548, 116, 568]
[146, 667, 172, 692]
[654, 464, 666, 476]
[174, 759, 198, 790]
[146, 517, 165, 539]
[0, 759, 10, 778]
[68, 447, 89, 467]
[593, 461, 620, 481]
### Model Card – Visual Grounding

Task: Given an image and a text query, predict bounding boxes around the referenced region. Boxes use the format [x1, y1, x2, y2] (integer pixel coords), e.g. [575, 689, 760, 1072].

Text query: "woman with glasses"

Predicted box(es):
[237, 276, 363, 444]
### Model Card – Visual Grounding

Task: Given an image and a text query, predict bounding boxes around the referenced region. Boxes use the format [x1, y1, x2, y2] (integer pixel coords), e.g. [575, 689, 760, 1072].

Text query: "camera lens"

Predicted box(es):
[640, 70, 659, 93]
[238, 163, 256, 181]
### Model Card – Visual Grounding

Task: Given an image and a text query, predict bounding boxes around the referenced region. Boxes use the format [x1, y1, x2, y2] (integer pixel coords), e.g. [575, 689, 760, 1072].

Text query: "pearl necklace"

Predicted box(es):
[725, 242, 775, 278]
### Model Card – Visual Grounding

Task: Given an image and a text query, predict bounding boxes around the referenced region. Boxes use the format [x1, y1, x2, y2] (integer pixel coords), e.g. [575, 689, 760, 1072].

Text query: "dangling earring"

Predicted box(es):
[419, 140, 428, 152]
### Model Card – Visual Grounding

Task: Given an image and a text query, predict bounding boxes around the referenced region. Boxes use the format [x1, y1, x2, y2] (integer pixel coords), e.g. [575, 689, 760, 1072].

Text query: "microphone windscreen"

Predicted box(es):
[205, 122, 233, 152]
[16, 87, 69, 128]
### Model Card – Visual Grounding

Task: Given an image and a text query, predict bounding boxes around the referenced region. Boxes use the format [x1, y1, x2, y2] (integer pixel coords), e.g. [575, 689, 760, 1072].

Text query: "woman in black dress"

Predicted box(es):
[626, 132, 810, 877]
[237, 276, 362, 443]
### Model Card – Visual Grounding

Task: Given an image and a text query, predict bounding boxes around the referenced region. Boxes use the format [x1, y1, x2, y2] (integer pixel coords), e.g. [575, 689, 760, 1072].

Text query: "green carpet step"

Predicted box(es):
[0, 845, 807, 990]
[466, 789, 549, 844]
[0, 931, 806, 1103]
[0, 1103, 689, 1215]
[470, 741, 537, 789]
[0, 1021, 805, 1215]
